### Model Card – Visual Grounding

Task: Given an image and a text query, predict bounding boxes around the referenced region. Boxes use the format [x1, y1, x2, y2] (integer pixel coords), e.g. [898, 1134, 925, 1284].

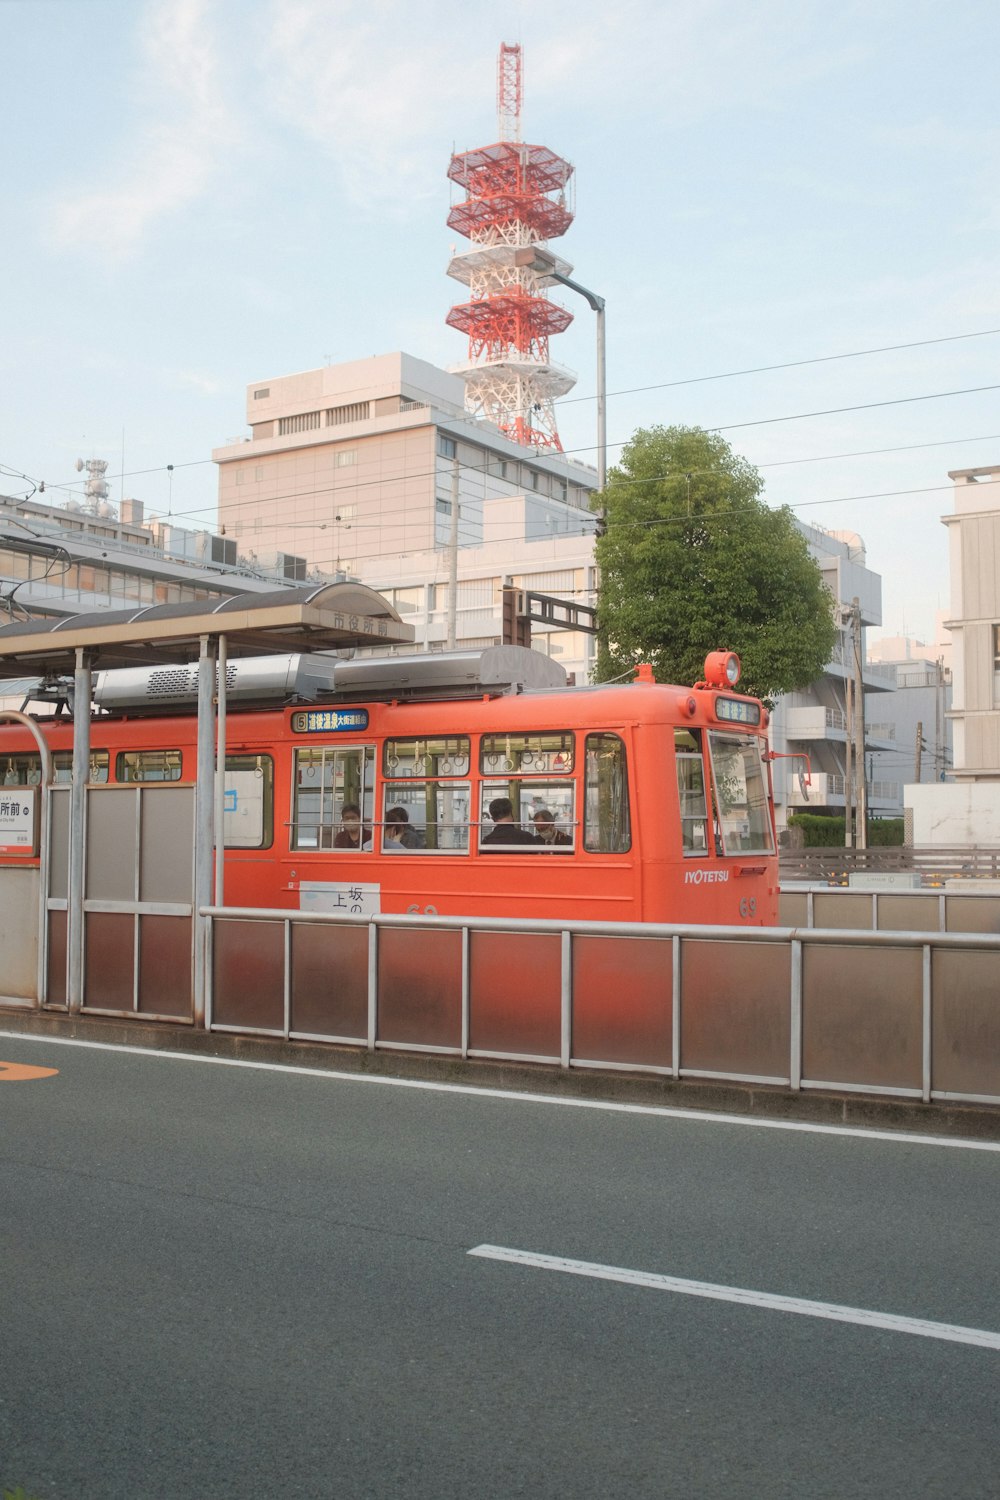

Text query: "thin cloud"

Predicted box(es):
[48, 0, 241, 258]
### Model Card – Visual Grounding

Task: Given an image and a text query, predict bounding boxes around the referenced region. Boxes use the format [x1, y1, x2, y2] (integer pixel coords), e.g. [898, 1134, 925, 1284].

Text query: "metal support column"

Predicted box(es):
[214, 634, 228, 907]
[67, 648, 92, 1012]
[193, 635, 218, 1028]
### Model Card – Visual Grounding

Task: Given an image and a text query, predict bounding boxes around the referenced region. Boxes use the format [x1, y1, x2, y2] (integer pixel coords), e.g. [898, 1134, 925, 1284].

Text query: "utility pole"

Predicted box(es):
[844, 669, 854, 848]
[914, 720, 923, 783]
[852, 597, 868, 849]
[446, 454, 460, 650]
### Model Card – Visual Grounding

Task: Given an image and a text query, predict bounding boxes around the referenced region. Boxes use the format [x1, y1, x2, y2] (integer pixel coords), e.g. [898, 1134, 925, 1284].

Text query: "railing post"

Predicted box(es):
[461, 924, 470, 1059]
[560, 929, 572, 1069]
[922, 942, 932, 1104]
[283, 918, 292, 1039]
[367, 920, 378, 1051]
[790, 939, 803, 1090]
[671, 934, 681, 1079]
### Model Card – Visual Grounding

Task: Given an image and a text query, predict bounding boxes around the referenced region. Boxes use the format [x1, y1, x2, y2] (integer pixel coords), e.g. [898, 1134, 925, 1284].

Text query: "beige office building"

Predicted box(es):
[942, 463, 1000, 779]
[211, 352, 600, 680]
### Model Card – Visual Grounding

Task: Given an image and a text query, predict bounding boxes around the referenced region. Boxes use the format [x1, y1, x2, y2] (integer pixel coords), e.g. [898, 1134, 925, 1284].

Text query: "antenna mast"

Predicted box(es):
[446, 43, 576, 452]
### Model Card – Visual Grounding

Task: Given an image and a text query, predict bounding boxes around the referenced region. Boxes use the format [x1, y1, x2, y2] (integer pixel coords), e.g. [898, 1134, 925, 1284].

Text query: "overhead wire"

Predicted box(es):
[4, 322, 1000, 537]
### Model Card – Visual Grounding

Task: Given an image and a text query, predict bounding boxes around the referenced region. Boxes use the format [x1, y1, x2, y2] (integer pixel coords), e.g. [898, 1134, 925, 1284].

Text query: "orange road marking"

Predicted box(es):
[0, 1060, 59, 1081]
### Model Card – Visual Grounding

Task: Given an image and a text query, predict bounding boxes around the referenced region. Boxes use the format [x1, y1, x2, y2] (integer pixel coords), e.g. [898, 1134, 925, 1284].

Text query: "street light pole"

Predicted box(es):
[513, 247, 606, 490]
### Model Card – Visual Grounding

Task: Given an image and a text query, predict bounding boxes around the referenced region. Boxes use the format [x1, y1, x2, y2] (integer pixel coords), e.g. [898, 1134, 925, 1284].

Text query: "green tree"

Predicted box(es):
[594, 425, 837, 701]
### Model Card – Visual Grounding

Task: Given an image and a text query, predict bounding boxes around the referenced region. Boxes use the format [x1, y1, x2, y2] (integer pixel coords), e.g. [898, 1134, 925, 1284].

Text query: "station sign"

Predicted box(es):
[0, 788, 38, 856]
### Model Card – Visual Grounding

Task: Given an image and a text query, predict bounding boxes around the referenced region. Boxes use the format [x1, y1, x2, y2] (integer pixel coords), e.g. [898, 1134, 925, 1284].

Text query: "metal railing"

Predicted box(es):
[780, 845, 1000, 885]
[203, 906, 1000, 1107]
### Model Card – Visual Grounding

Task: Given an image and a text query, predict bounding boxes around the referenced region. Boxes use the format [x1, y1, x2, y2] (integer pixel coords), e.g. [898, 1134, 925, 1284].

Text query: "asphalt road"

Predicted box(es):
[1, 1033, 999, 1499]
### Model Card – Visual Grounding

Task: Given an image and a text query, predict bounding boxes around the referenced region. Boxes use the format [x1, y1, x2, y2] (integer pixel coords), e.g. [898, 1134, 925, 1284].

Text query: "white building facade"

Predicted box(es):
[768, 524, 896, 830]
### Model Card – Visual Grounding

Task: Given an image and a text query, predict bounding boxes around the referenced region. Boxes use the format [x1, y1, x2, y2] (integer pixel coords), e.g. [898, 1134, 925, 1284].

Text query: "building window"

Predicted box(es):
[278, 412, 321, 435]
[335, 450, 357, 467]
[438, 435, 457, 459]
[235, 470, 244, 485]
[253, 388, 270, 400]
[326, 402, 370, 426]
[994, 625, 1000, 704]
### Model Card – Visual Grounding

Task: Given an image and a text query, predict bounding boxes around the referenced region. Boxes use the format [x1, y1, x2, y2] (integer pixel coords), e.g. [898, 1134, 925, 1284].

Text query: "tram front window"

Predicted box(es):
[707, 733, 774, 855]
[675, 730, 709, 855]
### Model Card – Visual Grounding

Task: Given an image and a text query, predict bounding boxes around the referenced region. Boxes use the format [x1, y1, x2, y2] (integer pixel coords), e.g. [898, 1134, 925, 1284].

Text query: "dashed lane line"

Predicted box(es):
[468, 1245, 1000, 1351]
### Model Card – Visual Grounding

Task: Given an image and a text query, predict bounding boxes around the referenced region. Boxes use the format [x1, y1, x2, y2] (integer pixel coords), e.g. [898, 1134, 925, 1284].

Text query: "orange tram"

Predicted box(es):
[0, 646, 778, 926]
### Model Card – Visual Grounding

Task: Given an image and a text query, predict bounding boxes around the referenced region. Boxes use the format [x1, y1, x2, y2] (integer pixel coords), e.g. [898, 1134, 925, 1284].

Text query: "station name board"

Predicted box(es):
[0, 788, 37, 855]
[291, 708, 370, 734]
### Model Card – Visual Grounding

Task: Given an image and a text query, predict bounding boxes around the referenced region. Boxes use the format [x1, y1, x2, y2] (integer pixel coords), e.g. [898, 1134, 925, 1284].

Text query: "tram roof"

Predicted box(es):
[0, 582, 414, 678]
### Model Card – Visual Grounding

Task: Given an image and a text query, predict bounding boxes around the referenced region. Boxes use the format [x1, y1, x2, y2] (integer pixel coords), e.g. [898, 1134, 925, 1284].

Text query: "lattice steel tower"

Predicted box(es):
[446, 43, 576, 451]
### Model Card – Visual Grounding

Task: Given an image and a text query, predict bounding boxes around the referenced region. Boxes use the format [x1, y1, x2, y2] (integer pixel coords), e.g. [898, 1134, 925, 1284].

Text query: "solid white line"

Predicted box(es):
[2, 1028, 999, 1152]
[468, 1245, 1000, 1352]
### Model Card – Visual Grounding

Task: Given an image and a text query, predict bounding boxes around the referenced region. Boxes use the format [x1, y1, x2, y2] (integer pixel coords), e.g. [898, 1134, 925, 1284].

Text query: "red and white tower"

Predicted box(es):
[446, 43, 576, 451]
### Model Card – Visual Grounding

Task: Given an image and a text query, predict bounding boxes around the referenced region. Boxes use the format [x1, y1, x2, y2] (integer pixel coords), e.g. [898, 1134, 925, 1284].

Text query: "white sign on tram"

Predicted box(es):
[0, 788, 37, 855]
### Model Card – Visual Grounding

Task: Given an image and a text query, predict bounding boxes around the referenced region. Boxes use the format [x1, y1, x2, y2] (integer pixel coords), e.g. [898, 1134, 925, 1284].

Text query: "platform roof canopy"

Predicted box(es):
[0, 583, 414, 679]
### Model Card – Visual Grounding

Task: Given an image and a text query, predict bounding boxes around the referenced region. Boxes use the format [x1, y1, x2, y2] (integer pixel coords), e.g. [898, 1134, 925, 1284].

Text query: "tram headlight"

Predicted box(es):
[703, 651, 741, 688]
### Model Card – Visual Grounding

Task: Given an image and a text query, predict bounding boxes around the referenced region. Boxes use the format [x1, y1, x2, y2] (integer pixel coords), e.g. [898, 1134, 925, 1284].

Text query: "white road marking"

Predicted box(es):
[468, 1245, 1000, 1351]
[2, 1028, 999, 1152]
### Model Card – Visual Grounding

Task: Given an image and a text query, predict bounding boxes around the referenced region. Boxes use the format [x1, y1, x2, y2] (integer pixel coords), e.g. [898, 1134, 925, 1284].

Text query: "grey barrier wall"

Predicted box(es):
[0, 866, 41, 1003]
[779, 888, 1000, 934]
[205, 907, 1000, 1107]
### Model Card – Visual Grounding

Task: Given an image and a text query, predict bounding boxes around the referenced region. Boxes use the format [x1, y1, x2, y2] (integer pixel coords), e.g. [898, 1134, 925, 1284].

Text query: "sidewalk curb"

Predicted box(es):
[3, 1007, 999, 1142]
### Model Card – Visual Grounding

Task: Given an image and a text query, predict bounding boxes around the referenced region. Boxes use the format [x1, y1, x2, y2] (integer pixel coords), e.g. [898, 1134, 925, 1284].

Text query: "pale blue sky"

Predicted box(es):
[2, 0, 999, 644]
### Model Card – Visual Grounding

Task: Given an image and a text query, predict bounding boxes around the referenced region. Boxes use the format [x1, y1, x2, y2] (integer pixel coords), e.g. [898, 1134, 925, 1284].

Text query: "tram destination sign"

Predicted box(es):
[0, 788, 37, 855]
[291, 708, 370, 734]
[715, 696, 761, 725]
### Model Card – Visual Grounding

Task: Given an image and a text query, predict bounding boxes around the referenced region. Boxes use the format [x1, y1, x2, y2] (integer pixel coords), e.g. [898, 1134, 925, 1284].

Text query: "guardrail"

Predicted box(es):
[779, 846, 1000, 885]
[204, 906, 1000, 1107]
[779, 887, 1000, 934]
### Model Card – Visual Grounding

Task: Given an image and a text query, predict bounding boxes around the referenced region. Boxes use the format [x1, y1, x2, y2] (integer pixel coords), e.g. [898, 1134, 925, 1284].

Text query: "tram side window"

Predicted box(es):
[675, 730, 709, 855]
[382, 735, 470, 852]
[707, 732, 775, 855]
[583, 733, 631, 853]
[478, 732, 576, 852]
[53, 751, 110, 784]
[220, 755, 274, 849]
[478, 779, 575, 850]
[116, 750, 182, 783]
[3, 754, 42, 785]
[292, 744, 375, 850]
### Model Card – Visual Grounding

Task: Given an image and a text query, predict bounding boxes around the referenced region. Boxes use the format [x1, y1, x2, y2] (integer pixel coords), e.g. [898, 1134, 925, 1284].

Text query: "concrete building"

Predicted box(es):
[904, 464, 1000, 845]
[0, 486, 312, 711]
[865, 633, 953, 815]
[941, 463, 1000, 778]
[210, 353, 600, 680]
[769, 523, 896, 829]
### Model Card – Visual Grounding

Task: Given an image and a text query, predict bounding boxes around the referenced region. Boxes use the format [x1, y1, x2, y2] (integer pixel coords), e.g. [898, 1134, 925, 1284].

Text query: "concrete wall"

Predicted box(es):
[905, 782, 1000, 844]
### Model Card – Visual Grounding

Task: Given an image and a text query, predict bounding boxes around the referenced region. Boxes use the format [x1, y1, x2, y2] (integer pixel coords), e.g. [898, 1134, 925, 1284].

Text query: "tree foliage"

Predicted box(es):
[594, 425, 837, 702]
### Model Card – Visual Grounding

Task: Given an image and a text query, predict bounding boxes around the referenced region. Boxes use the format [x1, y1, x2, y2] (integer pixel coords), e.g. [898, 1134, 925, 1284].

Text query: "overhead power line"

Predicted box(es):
[557, 326, 1000, 408]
